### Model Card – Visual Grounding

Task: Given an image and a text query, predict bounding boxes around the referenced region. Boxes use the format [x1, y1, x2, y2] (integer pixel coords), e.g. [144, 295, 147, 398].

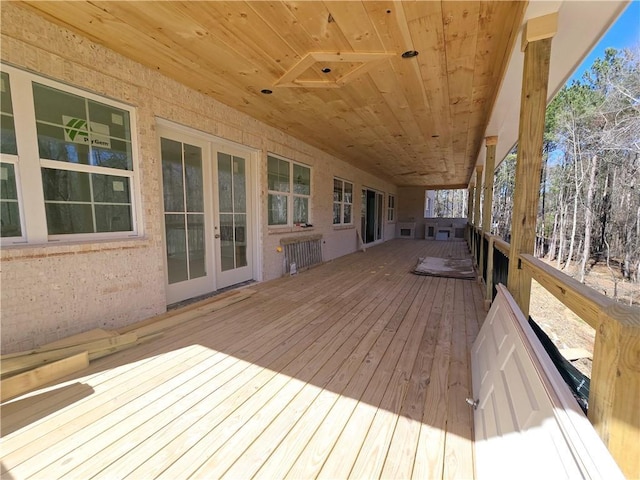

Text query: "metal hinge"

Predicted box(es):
[466, 397, 479, 410]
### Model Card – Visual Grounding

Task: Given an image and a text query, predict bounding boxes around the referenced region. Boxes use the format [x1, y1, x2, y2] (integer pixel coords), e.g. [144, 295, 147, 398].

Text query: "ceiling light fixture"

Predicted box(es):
[401, 50, 419, 58]
[321, 67, 332, 73]
[260, 89, 273, 94]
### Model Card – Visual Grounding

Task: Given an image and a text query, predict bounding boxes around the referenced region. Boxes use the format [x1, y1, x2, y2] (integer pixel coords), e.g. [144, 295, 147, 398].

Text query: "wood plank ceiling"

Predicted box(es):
[19, 1, 527, 188]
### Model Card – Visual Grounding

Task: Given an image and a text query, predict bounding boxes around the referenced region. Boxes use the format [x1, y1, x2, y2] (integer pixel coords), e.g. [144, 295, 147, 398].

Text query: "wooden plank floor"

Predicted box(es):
[0, 239, 485, 479]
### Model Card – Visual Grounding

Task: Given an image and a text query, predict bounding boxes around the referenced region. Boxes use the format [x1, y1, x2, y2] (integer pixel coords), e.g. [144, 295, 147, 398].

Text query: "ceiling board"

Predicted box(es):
[17, 0, 527, 188]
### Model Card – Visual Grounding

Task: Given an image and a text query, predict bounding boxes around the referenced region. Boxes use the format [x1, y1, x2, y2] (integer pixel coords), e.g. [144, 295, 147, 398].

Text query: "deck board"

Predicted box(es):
[1, 239, 483, 479]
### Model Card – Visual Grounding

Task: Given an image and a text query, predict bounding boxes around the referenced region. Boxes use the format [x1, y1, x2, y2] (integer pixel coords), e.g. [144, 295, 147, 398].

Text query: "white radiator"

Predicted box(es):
[281, 234, 323, 274]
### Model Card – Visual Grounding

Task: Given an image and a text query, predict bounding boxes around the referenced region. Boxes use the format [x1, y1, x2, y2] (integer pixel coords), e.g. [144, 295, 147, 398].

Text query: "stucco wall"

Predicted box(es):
[0, 4, 396, 352]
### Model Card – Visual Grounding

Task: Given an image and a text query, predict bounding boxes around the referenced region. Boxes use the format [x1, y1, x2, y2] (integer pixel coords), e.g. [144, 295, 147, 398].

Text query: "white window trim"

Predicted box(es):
[1, 63, 142, 246]
[267, 153, 311, 227]
[333, 177, 353, 226]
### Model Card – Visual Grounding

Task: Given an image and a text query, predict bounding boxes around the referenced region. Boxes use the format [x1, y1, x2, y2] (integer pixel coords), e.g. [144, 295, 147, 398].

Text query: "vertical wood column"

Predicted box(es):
[467, 185, 475, 249]
[482, 137, 497, 234]
[481, 137, 498, 303]
[507, 14, 556, 316]
[473, 166, 482, 229]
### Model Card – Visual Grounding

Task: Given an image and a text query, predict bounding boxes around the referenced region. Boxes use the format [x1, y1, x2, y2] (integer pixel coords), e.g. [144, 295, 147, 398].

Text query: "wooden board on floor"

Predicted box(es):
[1, 352, 89, 403]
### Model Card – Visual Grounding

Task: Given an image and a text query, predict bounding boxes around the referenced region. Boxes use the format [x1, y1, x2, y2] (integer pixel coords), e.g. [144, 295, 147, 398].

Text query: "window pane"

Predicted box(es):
[33, 82, 87, 125]
[293, 164, 310, 195]
[88, 100, 131, 141]
[0, 115, 17, 155]
[91, 140, 132, 170]
[293, 196, 308, 224]
[95, 204, 132, 232]
[268, 194, 287, 225]
[37, 123, 91, 164]
[1, 162, 21, 237]
[187, 214, 206, 279]
[165, 214, 188, 284]
[161, 137, 185, 213]
[1, 163, 18, 200]
[219, 213, 235, 271]
[1, 72, 17, 153]
[233, 157, 246, 214]
[33, 83, 132, 170]
[344, 182, 353, 203]
[268, 156, 290, 193]
[184, 144, 203, 212]
[42, 168, 91, 202]
[235, 213, 247, 268]
[1, 201, 21, 237]
[218, 152, 232, 213]
[92, 174, 131, 204]
[333, 203, 341, 225]
[344, 204, 352, 224]
[45, 203, 93, 234]
[333, 179, 342, 202]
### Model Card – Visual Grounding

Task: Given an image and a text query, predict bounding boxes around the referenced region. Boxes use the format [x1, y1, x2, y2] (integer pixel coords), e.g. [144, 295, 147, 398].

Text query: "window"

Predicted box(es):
[333, 178, 353, 225]
[387, 194, 395, 222]
[1, 71, 22, 239]
[267, 154, 310, 226]
[0, 64, 140, 244]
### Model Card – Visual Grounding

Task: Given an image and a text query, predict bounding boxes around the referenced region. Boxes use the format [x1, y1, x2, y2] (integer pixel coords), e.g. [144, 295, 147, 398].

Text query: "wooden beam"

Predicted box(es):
[590, 303, 640, 479]
[467, 186, 474, 224]
[1, 333, 137, 377]
[521, 13, 558, 52]
[1, 352, 89, 403]
[507, 35, 553, 316]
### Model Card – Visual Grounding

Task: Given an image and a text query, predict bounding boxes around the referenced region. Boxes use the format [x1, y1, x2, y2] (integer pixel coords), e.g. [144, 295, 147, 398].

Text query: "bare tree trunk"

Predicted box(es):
[557, 202, 568, 269]
[579, 155, 598, 282]
[565, 190, 579, 271]
[549, 210, 559, 260]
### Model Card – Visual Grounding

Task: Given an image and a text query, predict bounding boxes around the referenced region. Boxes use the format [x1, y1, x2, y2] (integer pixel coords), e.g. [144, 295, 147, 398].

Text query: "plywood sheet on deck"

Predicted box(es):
[412, 256, 475, 279]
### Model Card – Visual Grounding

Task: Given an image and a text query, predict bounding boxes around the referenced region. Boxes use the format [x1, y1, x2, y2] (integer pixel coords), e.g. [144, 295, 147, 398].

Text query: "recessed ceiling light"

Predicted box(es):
[321, 67, 332, 73]
[260, 89, 273, 94]
[401, 50, 419, 58]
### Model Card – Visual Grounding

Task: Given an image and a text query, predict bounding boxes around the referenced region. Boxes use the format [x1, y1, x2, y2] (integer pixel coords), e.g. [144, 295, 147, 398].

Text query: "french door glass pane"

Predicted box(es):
[233, 157, 246, 213]
[187, 213, 206, 279]
[234, 214, 247, 268]
[219, 213, 235, 271]
[161, 138, 184, 212]
[184, 144, 203, 212]
[218, 153, 232, 213]
[165, 213, 188, 284]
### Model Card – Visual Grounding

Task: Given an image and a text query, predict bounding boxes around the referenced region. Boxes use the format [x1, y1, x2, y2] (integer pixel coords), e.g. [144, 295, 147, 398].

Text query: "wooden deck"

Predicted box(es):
[1, 239, 485, 479]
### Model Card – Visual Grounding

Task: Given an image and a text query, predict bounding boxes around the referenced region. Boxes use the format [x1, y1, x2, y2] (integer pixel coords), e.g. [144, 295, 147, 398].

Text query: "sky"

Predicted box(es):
[567, 0, 640, 84]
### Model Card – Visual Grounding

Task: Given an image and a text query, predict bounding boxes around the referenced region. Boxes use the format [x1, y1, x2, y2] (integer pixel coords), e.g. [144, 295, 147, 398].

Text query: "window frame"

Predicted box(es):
[387, 194, 396, 222]
[0, 64, 142, 246]
[333, 177, 353, 226]
[267, 153, 311, 227]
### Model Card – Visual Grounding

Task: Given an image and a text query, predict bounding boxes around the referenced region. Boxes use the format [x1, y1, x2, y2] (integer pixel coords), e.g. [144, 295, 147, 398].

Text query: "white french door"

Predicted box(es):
[159, 124, 255, 304]
[214, 148, 253, 289]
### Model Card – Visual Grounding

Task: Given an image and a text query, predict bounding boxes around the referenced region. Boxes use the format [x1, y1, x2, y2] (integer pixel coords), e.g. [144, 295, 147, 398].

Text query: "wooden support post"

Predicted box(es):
[480, 138, 498, 303]
[589, 303, 640, 479]
[485, 236, 495, 310]
[482, 137, 497, 235]
[473, 167, 483, 268]
[473, 166, 483, 229]
[467, 185, 475, 252]
[507, 16, 555, 316]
